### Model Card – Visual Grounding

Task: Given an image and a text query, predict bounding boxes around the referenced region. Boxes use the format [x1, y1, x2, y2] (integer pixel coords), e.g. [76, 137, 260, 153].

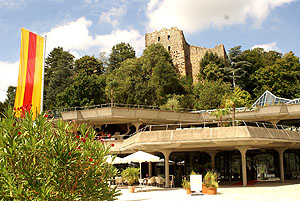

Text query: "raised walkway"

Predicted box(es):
[59, 103, 300, 126]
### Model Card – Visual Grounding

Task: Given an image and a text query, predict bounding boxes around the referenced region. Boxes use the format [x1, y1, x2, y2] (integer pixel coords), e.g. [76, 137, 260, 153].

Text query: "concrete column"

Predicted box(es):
[148, 162, 152, 177]
[124, 124, 131, 135]
[132, 122, 142, 133]
[207, 151, 218, 170]
[161, 150, 172, 188]
[270, 120, 279, 127]
[238, 147, 248, 187]
[276, 148, 286, 183]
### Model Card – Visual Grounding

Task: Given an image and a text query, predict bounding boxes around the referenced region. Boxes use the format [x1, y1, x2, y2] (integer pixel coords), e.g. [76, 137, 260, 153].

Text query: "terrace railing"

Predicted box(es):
[129, 120, 300, 137]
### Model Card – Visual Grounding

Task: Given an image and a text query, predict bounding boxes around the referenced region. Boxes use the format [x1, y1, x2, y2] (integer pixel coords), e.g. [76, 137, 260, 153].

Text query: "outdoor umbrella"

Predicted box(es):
[106, 155, 125, 164]
[123, 151, 160, 179]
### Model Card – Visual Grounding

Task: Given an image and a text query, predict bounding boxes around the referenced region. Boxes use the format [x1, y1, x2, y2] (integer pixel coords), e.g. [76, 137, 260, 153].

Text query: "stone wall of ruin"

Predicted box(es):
[145, 27, 190, 76]
[145, 27, 227, 81]
[189, 44, 227, 80]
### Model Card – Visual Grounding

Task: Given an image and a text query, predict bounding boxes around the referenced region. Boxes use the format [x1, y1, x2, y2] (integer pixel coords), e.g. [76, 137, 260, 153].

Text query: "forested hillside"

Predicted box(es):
[2, 43, 300, 113]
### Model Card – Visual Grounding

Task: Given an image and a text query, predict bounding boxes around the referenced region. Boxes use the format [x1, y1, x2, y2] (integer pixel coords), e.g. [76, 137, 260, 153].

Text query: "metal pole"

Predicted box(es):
[140, 162, 142, 180]
[40, 35, 47, 113]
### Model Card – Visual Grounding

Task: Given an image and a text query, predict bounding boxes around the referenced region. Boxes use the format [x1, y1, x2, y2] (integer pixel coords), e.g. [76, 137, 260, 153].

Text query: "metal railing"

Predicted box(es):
[48, 103, 255, 118]
[128, 120, 300, 137]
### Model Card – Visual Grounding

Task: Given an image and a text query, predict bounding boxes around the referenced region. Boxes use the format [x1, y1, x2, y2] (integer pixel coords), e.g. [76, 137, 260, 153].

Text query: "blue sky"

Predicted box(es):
[0, 0, 299, 101]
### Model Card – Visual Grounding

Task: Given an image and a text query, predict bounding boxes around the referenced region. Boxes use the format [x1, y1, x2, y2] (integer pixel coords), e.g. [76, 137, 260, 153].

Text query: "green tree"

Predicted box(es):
[160, 94, 183, 111]
[226, 46, 252, 89]
[193, 80, 231, 110]
[106, 57, 147, 105]
[3, 86, 16, 108]
[44, 47, 75, 110]
[0, 101, 5, 117]
[199, 52, 226, 81]
[74, 55, 104, 75]
[177, 76, 195, 109]
[211, 108, 230, 126]
[240, 48, 282, 98]
[56, 73, 107, 108]
[222, 87, 252, 126]
[107, 42, 136, 72]
[143, 43, 183, 105]
[254, 51, 300, 99]
[106, 44, 182, 106]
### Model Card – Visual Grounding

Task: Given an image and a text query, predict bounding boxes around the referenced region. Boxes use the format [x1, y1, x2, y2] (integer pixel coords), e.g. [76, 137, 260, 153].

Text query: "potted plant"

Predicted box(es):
[204, 170, 219, 195]
[181, 177, 191, 194]
[121, 167, 140, 193]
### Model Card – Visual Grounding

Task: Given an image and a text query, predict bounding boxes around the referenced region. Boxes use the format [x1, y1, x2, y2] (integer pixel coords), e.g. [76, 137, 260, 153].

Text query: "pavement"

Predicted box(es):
[116, 180, 300, 201]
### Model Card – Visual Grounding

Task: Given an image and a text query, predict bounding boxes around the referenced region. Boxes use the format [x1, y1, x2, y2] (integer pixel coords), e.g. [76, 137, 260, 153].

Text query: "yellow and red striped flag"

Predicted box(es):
[14, 28, 45, 118]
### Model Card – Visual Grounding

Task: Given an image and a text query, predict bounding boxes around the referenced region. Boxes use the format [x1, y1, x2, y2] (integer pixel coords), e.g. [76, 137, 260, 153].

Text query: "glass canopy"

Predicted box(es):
[252, 90, 300, 107]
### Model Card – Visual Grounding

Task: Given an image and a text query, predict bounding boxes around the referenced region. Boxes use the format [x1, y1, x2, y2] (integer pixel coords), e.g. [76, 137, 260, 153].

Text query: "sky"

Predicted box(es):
[0, 0, 300, 102]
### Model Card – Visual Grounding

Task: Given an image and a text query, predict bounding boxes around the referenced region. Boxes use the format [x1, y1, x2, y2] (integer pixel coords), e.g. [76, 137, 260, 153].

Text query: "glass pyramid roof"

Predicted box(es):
[252, 90, 300, 107]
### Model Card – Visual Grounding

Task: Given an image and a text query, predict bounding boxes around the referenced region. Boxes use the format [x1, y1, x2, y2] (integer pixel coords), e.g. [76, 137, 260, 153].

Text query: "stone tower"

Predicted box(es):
[145, 27, 227, 81]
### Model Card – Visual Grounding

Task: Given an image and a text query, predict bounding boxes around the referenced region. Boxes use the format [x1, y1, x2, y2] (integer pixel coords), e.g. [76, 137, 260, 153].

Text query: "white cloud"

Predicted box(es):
[0, 16, 145, 102]
[0, 0, 25, 9]
[251, 42, 280, 51]
[94, 29, 144, 55]
[44, 17, 144, 57]
[99, 5, 127, 27]
[83, 0, 99, 4]
[0, 61, 19, 102]
[146, 0, 296, 33]
[44, 17, 94, 54]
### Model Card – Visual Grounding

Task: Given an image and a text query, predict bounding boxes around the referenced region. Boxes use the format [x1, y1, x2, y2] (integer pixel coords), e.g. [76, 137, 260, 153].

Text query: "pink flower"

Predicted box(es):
[18, 131, 21, 135]
[111, 144, 114, 147]
[76, 135, 80, 139]
[69, 152, 71, 156]
[76, 146, 81, 150]
[108, 134, 111, 138]
[44, 114, 48, 118]
[81, 138, 86, 143]
[89, 158, 93, 162]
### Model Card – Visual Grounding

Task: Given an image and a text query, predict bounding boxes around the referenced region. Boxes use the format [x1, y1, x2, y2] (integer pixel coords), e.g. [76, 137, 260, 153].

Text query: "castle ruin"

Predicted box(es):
[145, 27, 227, 81]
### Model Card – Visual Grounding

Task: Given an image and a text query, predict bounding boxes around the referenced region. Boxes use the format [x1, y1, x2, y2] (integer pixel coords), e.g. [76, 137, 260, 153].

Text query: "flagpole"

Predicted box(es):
[41, 35, 47, 113]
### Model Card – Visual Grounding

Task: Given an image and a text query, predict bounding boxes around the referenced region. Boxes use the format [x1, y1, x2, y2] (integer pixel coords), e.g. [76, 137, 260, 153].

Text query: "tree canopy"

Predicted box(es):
[199, 52, 226, 82]
[105, 44, 183, 106]
[37, 43, 300, 112]
[4, 86, 16, 108]
[107, 42, 136, 72]
[44, 47, 75, 110]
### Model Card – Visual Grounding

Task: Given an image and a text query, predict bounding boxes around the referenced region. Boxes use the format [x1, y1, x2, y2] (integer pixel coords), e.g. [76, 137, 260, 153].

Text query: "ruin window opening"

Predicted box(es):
[168, 35, 170, 40]
[158, 37, 160, 42]
[168, 46, 171, 51]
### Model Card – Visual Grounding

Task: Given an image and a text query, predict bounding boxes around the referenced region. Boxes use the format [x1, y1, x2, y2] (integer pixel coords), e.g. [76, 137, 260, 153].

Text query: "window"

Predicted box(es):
[168, 46, 171, 51]
[168, 35, 170, 40]
[158, 37, 160, 42]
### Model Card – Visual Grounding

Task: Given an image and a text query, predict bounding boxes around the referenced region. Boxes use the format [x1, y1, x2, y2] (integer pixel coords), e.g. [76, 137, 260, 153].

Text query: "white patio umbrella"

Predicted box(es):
[156, 158, 175, 166]
[123, 151, 160, 179]
[106, 155, 126, 164]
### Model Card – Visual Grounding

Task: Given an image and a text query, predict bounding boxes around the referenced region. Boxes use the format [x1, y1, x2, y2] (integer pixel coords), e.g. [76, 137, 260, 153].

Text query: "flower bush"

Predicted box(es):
[0, 107, 120, 200]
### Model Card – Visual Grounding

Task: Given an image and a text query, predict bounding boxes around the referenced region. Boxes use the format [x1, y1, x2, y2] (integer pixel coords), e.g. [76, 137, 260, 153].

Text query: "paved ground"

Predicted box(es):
[116, 180, 300, 201]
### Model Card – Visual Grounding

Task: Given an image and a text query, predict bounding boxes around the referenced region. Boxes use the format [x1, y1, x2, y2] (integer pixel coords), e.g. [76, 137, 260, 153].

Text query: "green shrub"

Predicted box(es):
[181, 177, 190, 189]
[121, 167, 139, 186]
[204, 170, 219, 189]
[0, 107, 120, 200]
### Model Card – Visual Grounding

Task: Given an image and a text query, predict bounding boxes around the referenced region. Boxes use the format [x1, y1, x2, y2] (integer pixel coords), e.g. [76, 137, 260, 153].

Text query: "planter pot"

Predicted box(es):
[202, 184, 207, 194]
[128, 186, 135, 193]
[207, 187, 217, 195]
[185, 188, 191, 194]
